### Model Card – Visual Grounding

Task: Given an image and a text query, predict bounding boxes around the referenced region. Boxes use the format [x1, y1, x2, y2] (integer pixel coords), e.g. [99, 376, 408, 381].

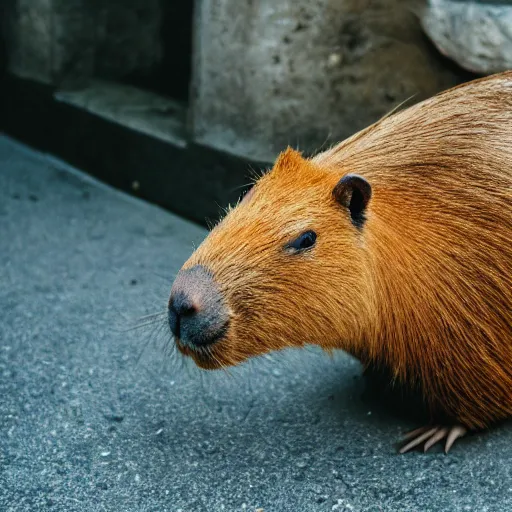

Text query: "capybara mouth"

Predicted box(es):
[175, 336, 226, 370]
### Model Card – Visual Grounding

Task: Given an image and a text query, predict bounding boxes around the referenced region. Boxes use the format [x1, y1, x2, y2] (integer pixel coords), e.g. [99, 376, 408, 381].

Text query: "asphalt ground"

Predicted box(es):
[1, 134, 511, 512]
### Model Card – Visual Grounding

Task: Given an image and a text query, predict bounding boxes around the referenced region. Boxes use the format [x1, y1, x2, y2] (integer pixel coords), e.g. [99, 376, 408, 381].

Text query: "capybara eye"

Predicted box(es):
[286, 230, 317, 253]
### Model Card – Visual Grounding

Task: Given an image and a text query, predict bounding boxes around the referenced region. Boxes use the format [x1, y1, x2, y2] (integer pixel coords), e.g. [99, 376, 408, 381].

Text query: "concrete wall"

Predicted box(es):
[4, 0, 64, 85]
[191, 0, 465, 161]
[3, 0, 162, 88]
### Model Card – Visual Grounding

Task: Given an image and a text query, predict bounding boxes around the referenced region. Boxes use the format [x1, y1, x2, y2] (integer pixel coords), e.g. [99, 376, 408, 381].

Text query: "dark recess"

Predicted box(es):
[123, 1, 195, 102]
[0, 1, 9, 81]
[419, 31, 481, 81]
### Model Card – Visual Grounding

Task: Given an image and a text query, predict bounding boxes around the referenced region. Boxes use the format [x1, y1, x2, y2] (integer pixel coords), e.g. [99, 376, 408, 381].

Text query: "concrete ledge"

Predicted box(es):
[55, 80, 188, 148]
[0, 75, 268, 227]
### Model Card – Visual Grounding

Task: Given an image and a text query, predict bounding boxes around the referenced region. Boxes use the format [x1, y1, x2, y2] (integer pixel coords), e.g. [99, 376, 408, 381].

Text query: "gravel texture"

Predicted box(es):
[1, 135, 511, 512]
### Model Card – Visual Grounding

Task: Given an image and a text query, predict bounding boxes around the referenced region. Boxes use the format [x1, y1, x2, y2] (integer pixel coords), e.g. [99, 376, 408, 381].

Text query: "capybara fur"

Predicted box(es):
[170, 71, 512, 433]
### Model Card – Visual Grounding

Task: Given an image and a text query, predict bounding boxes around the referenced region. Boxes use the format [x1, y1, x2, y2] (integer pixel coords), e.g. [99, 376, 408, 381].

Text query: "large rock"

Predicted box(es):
[420, 0, 512, 75]
[191, 0, 466, 162]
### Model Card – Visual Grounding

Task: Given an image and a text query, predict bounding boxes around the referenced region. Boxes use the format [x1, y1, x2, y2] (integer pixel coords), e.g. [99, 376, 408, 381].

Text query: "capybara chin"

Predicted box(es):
[168, 71, 512, 453]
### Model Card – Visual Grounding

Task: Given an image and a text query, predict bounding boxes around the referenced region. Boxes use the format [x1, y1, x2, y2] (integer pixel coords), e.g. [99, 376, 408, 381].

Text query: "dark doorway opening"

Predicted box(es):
[123, 1, 194, 102]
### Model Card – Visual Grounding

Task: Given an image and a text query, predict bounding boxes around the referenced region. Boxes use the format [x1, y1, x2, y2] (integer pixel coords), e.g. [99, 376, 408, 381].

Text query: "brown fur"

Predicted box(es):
[180, 71, 512, 430]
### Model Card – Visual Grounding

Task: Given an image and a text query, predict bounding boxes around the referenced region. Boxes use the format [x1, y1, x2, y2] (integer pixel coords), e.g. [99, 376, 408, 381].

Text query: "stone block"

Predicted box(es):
[421, 0, 512, 75]
[3, 0, 162, 88]
[4, 0, 55, 84]
[3, 0, 95, 88]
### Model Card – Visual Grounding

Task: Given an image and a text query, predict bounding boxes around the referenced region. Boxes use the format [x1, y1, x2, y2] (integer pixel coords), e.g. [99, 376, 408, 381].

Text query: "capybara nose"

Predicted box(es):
[167, 291, 197, 336]
[168, 265, 229, 347]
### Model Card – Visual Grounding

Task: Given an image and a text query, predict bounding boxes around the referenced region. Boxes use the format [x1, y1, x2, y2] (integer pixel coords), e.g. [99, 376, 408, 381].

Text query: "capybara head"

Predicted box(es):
[168, 148, 375, 369]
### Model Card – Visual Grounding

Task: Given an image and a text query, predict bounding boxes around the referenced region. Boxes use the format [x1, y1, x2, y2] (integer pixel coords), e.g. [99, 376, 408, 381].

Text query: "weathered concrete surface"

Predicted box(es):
[3, 0, 162, 88]
[3, 0, 96, 87]
[421, 0, 512, 75]
[2, 135, 512, 512]
[3, 0, 57, 84]
[191, 0, 465, 162]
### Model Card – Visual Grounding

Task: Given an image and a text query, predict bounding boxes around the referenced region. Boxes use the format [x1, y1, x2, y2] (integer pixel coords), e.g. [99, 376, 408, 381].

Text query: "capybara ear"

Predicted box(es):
[273, 147, 305, 174]
[332, 174, 372, 228]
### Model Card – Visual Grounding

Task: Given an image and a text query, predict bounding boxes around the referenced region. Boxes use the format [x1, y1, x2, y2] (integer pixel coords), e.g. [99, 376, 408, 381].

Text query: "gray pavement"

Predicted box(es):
[1, 134, 511, 512]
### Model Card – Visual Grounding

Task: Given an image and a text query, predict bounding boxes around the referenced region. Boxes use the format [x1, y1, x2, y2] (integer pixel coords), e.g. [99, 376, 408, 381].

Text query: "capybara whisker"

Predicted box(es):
[135, 311, 167, 322]
[117, 319, 166, 333]
[136, 320, 168, 365]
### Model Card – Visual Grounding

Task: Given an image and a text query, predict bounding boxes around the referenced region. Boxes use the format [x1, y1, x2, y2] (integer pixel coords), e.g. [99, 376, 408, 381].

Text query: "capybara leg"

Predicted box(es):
[399, 424, 467, 454]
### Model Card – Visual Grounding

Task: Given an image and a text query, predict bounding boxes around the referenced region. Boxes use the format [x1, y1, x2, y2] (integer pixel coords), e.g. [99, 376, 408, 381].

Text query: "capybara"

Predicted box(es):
[168, 71, 512, 453]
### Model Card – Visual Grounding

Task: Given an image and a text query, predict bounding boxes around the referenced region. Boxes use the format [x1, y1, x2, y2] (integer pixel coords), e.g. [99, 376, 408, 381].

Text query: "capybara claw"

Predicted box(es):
[399, 424, 467, 454]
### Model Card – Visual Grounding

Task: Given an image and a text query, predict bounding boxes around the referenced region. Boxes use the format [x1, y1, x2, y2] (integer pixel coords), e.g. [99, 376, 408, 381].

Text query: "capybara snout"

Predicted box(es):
[168, 264, 230, 352]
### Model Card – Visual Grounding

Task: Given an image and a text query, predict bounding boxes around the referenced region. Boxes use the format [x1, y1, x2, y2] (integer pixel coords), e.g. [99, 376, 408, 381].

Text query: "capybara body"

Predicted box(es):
[169, 72, 512, 433]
